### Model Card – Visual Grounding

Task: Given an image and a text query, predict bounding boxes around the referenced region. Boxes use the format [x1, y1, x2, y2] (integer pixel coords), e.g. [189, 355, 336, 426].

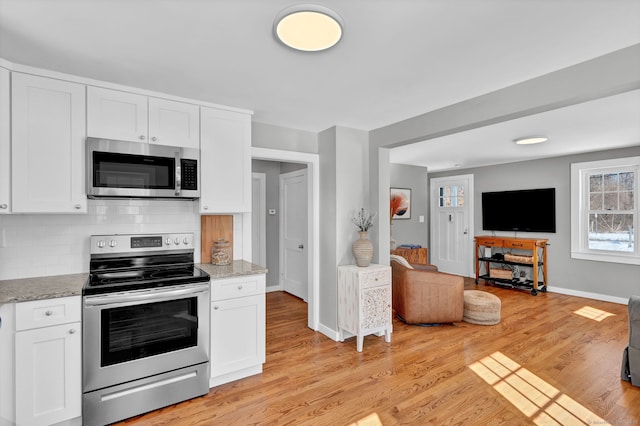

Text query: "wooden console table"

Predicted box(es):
[475, 236, 548, 296]
[390, 247, 428, 265]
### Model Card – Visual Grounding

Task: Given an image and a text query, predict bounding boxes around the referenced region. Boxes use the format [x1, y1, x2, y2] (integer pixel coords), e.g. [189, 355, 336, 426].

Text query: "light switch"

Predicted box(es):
[419, 215, 425, 223]
[269, 209, 276, 215]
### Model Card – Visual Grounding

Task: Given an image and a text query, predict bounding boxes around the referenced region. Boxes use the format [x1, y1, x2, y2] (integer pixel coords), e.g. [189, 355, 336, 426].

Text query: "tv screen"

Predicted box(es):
[482, 188, 556, 233]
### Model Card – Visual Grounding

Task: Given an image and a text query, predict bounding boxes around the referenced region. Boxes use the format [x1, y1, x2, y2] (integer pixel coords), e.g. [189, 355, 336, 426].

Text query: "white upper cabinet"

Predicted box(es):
[87, 87, 147, 142]
[200, 107, 252, 213]
[11, 72, 87, 213]
[88, 86, 199, 148]
[148, 97, 200, 148]
[0, 67, 10, 214]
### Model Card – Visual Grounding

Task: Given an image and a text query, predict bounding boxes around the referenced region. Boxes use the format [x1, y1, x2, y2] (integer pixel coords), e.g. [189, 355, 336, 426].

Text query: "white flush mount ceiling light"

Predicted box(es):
[274, 5, 344, 52]
[514, 136, 548, 145]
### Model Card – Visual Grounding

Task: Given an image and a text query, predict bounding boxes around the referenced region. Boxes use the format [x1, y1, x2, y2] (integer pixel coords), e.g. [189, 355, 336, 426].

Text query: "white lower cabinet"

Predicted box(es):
[210, 275, 266, 387]
[0, 297, 82, 426]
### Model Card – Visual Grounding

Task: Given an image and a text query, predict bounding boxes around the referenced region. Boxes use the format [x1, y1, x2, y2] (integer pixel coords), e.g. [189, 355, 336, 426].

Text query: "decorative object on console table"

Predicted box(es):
[351, 208, 376, 267]
[201, 215, 233, 263]
[390, 247, 428, 265]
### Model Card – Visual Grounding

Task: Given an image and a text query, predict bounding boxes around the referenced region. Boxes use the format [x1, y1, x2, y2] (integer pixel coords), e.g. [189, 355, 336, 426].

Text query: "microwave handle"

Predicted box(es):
[175, 151, 181, 196]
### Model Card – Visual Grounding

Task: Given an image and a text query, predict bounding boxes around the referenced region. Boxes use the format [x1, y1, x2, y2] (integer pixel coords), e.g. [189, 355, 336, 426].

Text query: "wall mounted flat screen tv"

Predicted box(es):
[481, 188, 556, 233]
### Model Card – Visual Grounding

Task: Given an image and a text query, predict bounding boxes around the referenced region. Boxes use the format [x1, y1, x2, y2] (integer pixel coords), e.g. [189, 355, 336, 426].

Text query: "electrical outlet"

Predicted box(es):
[268, 209, 276, 215]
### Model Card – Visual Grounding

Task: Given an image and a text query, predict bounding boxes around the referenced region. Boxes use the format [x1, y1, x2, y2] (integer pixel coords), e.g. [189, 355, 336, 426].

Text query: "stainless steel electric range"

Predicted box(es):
[82, 233, 210, 425]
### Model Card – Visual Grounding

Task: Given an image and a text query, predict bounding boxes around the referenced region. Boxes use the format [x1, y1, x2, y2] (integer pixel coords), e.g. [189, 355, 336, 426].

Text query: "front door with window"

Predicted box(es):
[430, 175, 474, 276]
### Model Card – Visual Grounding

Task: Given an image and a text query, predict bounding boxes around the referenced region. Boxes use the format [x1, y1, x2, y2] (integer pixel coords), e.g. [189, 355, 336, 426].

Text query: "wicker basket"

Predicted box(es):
[504, 254, 533, 264]
[489, 268, 513, 279]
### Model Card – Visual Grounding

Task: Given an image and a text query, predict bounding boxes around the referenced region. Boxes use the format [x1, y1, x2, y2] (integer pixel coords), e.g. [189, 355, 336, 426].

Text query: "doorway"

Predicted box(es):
[251, 147, 319, 331]
[429, 174, 475, 276]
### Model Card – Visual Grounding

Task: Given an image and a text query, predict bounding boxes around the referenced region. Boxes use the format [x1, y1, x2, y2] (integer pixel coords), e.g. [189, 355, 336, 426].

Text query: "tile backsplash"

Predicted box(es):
[0, 199, 202, 280]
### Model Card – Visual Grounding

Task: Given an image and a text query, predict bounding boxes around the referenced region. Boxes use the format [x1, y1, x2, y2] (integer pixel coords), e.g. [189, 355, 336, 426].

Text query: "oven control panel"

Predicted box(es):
[90, 233, 195, 254]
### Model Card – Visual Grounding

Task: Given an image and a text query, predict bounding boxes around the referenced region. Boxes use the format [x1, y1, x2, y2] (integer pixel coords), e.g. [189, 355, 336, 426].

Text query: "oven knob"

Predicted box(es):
[109, 240, 117, 248]
[165, 238, 172, 245]
[97, 240, 106, 248]
[183, 237, 189, 245]
[174, 237, 180, 245]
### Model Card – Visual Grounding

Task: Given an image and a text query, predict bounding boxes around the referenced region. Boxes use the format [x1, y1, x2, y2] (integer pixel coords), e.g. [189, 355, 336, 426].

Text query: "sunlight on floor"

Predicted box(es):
[469, 352, 610, 425]
[573, 306, 616, 322]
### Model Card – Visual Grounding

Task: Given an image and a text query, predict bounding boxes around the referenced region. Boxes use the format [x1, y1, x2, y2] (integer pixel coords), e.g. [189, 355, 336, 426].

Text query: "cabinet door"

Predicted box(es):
[0, 67, 10, 213]
[12, 73, 87, 213]
[87, 86, 148, 142]
[210, 294, 265, 379]
[148, 97, 199, 148]
[15, 322, 81, 425]
[200, 107, 252, 213]
[361, 285, 391, 332]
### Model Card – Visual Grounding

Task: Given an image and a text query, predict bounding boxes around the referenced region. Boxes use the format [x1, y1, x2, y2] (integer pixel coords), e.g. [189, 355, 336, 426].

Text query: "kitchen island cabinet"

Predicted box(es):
[210, 273, 266, 387]
[11, 72, 87, 213]
[87, 86, 200, 148]
[200, 107, 252, 213]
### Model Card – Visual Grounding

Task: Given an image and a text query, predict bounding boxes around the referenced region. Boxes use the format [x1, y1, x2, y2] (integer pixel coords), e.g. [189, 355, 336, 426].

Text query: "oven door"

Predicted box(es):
[82, 282, 210, 392]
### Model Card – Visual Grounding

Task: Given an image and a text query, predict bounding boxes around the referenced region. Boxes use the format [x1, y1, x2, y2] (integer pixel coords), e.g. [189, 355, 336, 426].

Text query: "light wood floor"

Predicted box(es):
[119, 279, 639, 425]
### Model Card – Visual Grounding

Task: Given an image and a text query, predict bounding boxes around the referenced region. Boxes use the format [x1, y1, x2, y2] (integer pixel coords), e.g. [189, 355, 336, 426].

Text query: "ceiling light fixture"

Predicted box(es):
[513, 136, 548, 145]
[274, 5, 344, 52]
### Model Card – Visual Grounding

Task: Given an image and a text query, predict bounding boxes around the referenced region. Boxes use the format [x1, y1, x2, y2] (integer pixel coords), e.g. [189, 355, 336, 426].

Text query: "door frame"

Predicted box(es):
[251, 173, 267, 268]
[429, 174, 475, 277]
[279, 168, 308, 300]
[252, 147, 319, 331]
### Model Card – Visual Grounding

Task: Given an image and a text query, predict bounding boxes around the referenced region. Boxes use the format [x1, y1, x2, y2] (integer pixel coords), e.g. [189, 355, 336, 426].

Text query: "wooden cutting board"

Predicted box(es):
[201, 215, 233, 264]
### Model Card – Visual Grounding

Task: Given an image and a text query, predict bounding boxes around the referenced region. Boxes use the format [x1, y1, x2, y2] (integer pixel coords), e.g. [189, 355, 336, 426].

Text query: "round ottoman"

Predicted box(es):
[463, 290, 501, 325]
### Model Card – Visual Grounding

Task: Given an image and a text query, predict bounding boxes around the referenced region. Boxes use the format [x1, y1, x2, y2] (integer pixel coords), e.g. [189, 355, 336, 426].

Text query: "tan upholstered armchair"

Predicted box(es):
[390, 255, 464, 324]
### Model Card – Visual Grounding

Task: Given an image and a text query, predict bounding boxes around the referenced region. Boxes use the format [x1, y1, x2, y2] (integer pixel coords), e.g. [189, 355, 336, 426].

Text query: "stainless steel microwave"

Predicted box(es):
[86, 137, 200, 199]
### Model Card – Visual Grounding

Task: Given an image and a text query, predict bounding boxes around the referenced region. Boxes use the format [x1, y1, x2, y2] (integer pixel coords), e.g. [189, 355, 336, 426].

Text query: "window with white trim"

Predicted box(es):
[571, 156, 639, 265]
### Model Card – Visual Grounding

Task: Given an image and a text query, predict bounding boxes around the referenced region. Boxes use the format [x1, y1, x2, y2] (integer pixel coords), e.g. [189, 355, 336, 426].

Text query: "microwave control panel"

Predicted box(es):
[181, 159, 198, 190]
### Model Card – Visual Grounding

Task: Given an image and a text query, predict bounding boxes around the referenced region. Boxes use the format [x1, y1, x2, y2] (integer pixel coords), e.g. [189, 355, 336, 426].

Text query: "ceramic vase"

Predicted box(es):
[353, 231, 373, 267]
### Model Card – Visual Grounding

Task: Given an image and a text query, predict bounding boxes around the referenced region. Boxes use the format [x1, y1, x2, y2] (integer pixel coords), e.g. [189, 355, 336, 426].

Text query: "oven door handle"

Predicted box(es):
[84, 285, 209, 306]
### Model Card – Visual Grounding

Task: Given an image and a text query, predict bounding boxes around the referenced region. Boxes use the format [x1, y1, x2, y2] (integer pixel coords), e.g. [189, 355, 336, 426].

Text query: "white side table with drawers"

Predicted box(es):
[337, 264, 392, 352]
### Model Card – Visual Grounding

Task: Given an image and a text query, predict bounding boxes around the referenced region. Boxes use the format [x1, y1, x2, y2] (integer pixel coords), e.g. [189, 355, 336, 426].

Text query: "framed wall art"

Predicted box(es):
[390, 188, 411, 220]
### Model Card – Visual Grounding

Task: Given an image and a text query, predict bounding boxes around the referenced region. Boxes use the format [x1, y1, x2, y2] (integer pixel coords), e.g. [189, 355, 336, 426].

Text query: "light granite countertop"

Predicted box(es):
[0, 273, 88, 304]
[197, 260, 268, 279]
[0, 260, 266, 304]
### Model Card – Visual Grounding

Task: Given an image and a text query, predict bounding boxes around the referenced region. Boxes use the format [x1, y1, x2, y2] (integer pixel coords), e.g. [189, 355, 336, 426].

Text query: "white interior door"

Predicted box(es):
[251, 173, 266, 267]
[280, 169, 308, 301]
[430, 175, 474, 276]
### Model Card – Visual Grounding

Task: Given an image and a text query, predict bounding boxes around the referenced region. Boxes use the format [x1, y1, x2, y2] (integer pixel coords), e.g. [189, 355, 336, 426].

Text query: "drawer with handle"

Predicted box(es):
[211, 275, 265, 301]
[15, 296, 81, 331]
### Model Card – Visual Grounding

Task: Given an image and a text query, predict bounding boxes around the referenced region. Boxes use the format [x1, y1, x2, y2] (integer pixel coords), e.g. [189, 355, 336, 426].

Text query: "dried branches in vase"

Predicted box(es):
[352, 208, 377, 232]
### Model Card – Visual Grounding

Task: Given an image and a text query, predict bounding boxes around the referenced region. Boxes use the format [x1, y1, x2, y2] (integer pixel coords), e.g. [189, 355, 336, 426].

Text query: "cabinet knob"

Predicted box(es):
[45, 310, 53, 316]
[238, 285, 243, 290]
[69, 329, 76, 334]
[74, 204, 82, 209]
[139, 135, 146, 140]
[0, 204, 7, 209]
[151, 136, 157, 142]
[213, 305, 219, 310]
[203, 206, 209, 210]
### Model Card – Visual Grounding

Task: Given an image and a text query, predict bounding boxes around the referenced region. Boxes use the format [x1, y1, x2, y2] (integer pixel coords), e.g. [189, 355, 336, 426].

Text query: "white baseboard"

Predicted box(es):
[547, 286, 629, 305]
[266, 284, 283, 293]
[316, 322, 340, 341]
